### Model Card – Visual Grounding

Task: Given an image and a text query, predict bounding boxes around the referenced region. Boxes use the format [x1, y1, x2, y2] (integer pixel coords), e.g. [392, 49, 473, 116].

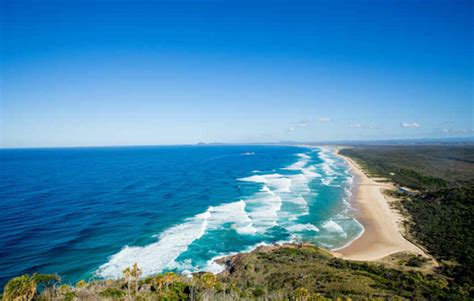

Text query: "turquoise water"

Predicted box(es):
[0, 145, 362, 287]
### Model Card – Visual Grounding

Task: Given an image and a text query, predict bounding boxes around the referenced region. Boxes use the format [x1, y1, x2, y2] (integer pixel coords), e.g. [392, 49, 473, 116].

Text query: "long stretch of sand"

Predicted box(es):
[333, 151, 427, 261]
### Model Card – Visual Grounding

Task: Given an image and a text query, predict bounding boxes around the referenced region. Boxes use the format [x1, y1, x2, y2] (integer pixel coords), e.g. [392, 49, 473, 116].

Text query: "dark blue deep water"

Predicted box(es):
[0, 145, 362, 288]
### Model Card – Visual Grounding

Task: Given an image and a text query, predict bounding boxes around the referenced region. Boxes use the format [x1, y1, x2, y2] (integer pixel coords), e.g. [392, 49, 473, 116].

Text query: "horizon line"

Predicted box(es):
[1, 136, 473, 150]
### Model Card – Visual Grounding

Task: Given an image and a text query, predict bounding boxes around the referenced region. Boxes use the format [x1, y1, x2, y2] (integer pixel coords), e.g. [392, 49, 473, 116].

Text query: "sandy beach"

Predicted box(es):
[333, 150, 427, 261]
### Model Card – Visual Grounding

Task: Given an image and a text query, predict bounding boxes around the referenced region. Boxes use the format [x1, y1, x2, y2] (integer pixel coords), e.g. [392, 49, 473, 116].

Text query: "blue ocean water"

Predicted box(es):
[0, 145, 362, 288]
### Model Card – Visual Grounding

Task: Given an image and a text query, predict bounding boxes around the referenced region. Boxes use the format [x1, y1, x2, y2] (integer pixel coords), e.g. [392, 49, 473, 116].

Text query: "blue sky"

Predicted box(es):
[1, 0, 473, 147]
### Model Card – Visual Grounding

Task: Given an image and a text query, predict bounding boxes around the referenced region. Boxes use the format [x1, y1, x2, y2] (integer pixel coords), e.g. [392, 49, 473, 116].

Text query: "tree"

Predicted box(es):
[2, 275, 37, 301]
[189, 275, 200, 301]
[310, 293, 330, 301]
[75, 280, 87, 290]
[122, 267, 132, 297]
[200, 273, 218, 301]
[131, 262, 142, 294]
[294, 287, 310, 301]
[75, 280, 89, 300]
[57, 284, 75, 300]
[162, 272, 179, 289]
[153, 275, 165, 292]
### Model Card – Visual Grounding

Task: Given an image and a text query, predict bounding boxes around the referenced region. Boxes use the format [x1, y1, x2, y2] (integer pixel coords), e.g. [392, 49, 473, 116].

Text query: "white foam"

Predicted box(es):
[168, 258, 194, 272]
[322, 219, 345, 234]
[346, 176, 354, 186]
[233, 223, 258, 235]
[238, 161, 317, 232]
[297, 153, 311, 159]
[96, 200, 256, 279]
[240, 173, 292, 193]
[321, 177, 336, 186]
[331, 218, 365, 251]
[207, 200, 258, 234]
[321, 162, 335, 175]
[284, 196, 307, 206]
[96, 210, 211, 279]
[318, 148, 338, 176]
[203, 240, 278, 275]
[204, 255, 227, 274]
[283, 153, 310, 170]
[344, 187, 352, 198]
[239, 175, 268, 183]
[268, 176, 293, 193]
[286, 223, 320, 232]
[301, 165, 322, 178]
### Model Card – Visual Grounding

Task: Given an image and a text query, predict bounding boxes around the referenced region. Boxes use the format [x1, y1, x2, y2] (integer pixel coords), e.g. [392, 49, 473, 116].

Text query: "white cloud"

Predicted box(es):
[319, 117, 331, 123]
[442, 128, 472, 134]
[400, 122, 420, 128]
[287, 119, 310, 133]
[349, 123, 362, 128]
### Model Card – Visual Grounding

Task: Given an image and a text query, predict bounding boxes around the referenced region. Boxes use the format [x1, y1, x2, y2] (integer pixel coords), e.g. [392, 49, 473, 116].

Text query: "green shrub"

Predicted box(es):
[253, 286, 265, 297]
[405, 255, 427, 267]
[3, 275, 37, 301]
[99, 287, 125, 299]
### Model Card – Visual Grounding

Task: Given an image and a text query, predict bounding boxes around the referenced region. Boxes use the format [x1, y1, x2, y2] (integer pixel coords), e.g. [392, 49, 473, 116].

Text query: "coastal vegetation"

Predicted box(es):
[2, 274, 61, 301]
[339, 145, 474, 189]
[340, 145, 474, 297]
[1, 244, 461, 300]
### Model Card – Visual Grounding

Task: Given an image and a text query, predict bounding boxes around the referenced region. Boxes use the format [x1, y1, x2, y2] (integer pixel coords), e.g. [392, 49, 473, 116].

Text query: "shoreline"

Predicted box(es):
[332, 149, 427, 261]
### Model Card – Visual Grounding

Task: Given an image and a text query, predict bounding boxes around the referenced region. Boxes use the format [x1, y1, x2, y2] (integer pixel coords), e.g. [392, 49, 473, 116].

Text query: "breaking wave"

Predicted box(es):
[96, 146, 362, 279]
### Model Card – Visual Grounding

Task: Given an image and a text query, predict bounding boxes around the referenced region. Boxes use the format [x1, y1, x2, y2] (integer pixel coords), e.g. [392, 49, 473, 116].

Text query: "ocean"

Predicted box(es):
[0, 145, 363, 288]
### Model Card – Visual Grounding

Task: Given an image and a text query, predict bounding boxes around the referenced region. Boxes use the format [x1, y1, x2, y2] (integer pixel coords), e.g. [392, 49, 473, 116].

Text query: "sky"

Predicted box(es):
[1, 0, 473, 147]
